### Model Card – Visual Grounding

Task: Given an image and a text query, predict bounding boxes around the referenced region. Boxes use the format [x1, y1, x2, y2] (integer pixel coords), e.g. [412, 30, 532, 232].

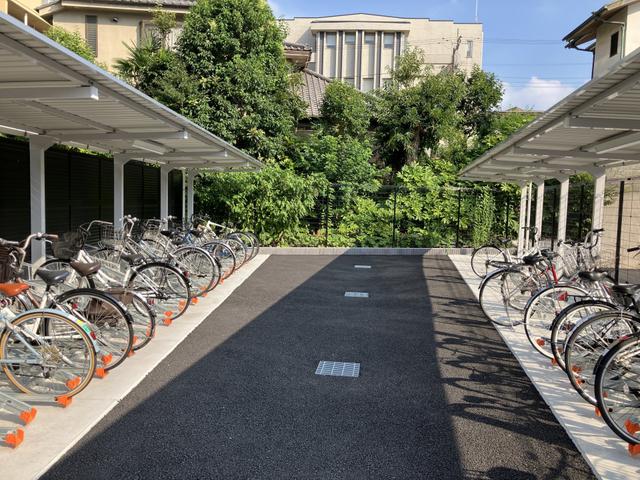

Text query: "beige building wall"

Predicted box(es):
[593, 3, 640, 78]
[284, 14, 482, 92]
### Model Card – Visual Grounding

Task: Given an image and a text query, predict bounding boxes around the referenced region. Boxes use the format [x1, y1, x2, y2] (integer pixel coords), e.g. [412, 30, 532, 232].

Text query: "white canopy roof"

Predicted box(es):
[460, 44, 640, 183]
[0, 12, 262, 171]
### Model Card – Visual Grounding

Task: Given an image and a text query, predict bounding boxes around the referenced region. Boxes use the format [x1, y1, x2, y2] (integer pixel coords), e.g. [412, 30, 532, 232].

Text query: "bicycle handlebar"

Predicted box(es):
[628, 246, 640, 253]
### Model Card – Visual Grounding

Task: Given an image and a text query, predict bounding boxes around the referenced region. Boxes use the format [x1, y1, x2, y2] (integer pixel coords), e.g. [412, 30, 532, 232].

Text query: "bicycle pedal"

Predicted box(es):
[101, 354, 113, 366]
[65, 377, 81, 390]
[536, 338, 545, 347]
[163, 318, 172, 326]
[55, 395, 72, 408]
[201, 292, 208, 298]
[95, 368, 108, 378]
[19, 408, 37, 425]
[628, 443, 640, 456]
[164, 310, 174, 317]
[3, 429, 25, 448]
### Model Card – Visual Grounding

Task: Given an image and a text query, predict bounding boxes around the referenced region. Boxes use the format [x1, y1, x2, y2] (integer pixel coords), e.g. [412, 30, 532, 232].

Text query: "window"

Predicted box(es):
[610, 31, 619, 57]
[85, 15, 98, 55]
[345, 32, 356, 45]
[326, 32, 336, 48]
[383, 33, 394, 48]
[364, 32, 375, 44]
[466, 40, 473, 58]
[362, 78, 374, 92]
[141, 22, 183, 49]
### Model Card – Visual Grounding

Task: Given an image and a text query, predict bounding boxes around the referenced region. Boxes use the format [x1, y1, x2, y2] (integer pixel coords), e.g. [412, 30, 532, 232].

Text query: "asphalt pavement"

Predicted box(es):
[42, 255, 594, 480]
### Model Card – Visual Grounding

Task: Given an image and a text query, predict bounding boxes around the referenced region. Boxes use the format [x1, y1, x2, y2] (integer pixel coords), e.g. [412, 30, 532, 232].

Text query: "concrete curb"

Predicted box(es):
[260, 247, 474, 255]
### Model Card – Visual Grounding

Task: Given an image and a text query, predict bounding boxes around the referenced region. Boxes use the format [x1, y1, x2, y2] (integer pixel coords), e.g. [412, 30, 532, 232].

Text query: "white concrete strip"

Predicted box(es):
[261, 247, 474, 256]
[449, 254, 640, 480]
[354, 265, 372, 269]
[0, 254, 270, 480]
[344, 291, 369, 298]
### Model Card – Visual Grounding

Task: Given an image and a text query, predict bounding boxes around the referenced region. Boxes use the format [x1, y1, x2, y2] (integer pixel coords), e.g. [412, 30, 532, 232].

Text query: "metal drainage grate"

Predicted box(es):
[354, 265, 372, 269]
[344, 291, 369, 298]
[315, 361, 360, 377]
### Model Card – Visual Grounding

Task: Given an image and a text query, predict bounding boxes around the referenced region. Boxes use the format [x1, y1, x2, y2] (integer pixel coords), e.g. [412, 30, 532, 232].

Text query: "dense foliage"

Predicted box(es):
[108, 0, 551, 247]
[46, 26, 99, 63]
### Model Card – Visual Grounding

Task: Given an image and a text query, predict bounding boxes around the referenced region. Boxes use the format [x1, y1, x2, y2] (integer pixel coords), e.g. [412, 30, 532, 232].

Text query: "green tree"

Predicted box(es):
[177, 0, 304, 161]
[46, 26, 98, 63]
[319, 82, 370, 138]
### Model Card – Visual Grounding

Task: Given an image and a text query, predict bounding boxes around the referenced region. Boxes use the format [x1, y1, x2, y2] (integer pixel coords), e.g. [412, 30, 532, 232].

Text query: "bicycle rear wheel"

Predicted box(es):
[172, 246, 219, 295]
[594, 334, 640, 446]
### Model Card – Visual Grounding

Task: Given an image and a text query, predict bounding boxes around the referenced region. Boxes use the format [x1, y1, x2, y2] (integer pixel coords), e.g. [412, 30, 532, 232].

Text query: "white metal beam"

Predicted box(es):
[24, 100, 114, 132]
[29, 136, 54, 263]
[586, 131, 640, 154]
[571, 69, 640, 117]
[52, 130, 189, 142]
[512, 146, 640, 162]
[565, 116, 640, 131]
[0, 86, 98, 100]
[557, 179, 569, 242]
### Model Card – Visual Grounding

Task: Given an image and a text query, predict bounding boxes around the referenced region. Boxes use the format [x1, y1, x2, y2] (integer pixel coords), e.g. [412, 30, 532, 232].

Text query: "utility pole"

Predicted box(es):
[451, 31, 462, 69]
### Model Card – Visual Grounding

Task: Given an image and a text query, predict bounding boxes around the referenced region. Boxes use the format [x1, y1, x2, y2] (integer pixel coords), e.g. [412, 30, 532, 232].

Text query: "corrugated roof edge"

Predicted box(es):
[0, 12, 262, 168]
[459, 42, 640, 179]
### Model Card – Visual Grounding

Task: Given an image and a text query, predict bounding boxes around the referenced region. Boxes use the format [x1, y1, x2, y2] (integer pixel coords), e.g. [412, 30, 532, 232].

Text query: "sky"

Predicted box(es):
[269, 0, 609, 110]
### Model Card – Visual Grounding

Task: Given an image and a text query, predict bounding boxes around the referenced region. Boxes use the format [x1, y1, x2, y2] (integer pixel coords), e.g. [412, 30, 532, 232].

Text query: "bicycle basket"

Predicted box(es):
[0, 246, 20, 283]
[51, 231, 84, 259]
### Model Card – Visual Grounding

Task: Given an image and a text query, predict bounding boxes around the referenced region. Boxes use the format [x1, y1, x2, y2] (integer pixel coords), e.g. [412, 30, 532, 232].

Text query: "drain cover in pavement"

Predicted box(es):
[344, 291, 369, 298]
[315, 361, 360, 377]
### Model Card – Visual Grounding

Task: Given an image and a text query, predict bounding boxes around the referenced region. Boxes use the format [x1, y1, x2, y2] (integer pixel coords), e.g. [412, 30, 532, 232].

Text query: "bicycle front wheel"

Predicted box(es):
[471, 245, 507, 278]
[0, 309, 96, 397]
[127, 262, 191, 322]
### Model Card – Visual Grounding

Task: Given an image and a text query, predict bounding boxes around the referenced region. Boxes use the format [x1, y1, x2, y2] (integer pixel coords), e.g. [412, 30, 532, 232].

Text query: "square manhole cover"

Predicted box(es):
[344, 291, 369, 298]
[315, 361, 360, 377]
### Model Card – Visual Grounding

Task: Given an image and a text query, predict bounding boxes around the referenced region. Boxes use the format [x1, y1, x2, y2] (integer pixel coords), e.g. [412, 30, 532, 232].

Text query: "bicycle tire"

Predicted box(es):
[471, 244, 507, 278]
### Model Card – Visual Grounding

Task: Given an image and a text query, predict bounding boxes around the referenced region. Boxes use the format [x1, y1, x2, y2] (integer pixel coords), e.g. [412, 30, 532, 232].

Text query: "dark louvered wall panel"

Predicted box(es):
[0, 140, 30, 241]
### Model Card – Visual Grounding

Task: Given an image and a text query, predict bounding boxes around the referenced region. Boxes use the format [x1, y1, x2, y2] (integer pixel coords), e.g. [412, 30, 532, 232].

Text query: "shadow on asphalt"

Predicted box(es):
[43, 255, 593, 480]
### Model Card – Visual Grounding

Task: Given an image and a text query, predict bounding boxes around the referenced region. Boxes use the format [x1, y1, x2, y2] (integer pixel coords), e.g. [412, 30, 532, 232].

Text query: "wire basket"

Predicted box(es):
[51, 231, 85, 259]
[0, 246, 19, 283]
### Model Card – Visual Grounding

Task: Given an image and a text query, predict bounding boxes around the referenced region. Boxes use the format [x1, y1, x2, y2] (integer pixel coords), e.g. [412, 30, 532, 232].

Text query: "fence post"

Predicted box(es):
[392, 186, 398, 248]
[324, 186, 330, 247]
[614, 180, 625, 282]
[455, 188, 462, 248]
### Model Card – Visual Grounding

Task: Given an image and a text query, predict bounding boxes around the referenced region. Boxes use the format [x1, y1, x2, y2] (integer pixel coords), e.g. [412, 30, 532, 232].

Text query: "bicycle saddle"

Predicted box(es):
[578, 270, 609, 282]
[0, 282, 29, 297]
[70, 260, 100, 277]
[35, 269, 69, 286]
[522, 254, 544, 266]
[541, 250, 558, 260]
[612, 284, 640, 296]
[120, 253, 144, 266]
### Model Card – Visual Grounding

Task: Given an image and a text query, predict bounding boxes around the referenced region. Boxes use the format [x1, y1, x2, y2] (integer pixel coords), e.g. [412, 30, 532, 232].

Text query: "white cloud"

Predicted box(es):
[501, 77, 577, 111]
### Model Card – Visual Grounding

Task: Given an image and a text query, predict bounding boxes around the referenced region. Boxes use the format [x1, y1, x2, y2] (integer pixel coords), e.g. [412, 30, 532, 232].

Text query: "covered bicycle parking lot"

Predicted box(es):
[460, 42, 640, 282]
[0, 12, 261, 261]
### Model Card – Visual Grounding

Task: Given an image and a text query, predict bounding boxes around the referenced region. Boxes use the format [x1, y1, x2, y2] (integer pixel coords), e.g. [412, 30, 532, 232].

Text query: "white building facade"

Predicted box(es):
[284, 13, 483, 92]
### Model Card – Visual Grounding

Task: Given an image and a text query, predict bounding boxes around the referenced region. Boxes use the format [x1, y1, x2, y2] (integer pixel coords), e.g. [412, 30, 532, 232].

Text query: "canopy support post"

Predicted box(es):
[113, 154, 128, 229]
[557, 178, 570, 243]
[517, 183, 528, 256]
[29, 136, 54, 263]
[160, 166, 170, 219]
[535, 181, 545, 245]
[591, 169, 607, 232]
[186, 168, 195, 221]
